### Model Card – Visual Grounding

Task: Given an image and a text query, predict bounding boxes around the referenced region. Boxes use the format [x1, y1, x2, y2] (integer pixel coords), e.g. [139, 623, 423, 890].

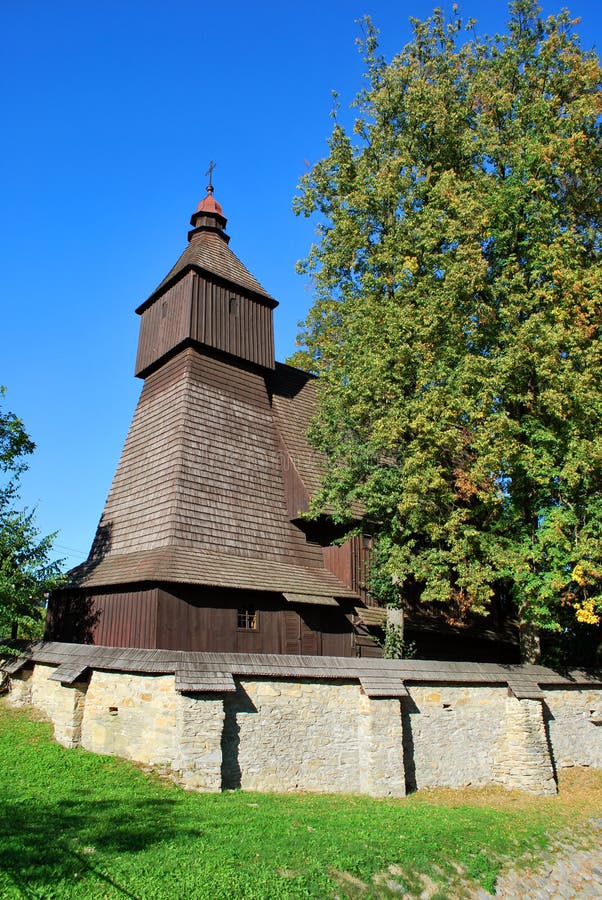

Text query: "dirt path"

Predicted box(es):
[370, 818, 602, 898]
[487, 817, 602, 899]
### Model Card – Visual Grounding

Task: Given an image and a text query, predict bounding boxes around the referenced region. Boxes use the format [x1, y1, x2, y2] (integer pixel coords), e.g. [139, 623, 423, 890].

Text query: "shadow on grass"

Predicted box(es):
[0, 795, 194, 898]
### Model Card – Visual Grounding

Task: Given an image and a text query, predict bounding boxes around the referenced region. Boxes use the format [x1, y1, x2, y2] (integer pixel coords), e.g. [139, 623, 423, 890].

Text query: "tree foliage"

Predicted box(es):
[292, 1, 602, 649]
[0, 387, 63, 646]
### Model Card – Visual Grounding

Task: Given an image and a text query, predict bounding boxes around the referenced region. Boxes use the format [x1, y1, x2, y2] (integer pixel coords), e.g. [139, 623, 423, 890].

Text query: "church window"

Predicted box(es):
[237, 606, 257, 630]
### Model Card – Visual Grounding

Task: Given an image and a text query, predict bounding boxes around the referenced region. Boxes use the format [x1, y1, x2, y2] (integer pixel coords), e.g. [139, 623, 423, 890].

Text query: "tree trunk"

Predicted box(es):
[519, 621, 541, 664]
[386, 606, 405, 641]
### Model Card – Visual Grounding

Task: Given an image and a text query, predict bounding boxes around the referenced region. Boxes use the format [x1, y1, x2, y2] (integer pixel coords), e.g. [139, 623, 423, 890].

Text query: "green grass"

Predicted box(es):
[0, 701, 600, 899]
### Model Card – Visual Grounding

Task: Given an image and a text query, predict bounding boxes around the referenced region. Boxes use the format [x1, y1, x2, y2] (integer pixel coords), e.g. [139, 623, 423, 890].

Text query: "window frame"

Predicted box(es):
[236, 606, 258, 632]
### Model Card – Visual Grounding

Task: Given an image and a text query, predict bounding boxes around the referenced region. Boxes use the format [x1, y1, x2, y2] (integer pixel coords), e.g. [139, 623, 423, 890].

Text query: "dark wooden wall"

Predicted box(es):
[48, 585, 356, 656]
[135, 274, 194, 376]
[135, 272, 274, 377]
[48, 585, 515, 661]
[155, 588, 279, 653]
[323, 536, 373, 606]
[46, 588, 159, 648]
[190, 274, 274, 371]
[155, 586, 355, 656]
[90, 589, 159, 648]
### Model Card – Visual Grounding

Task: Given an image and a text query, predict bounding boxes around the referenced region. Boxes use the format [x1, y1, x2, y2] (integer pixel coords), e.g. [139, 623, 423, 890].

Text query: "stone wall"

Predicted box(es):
[222, 679, 362, 793]
[175, 692, 224, 792]
[544, 687, 602, 770]
[492, 696, 557, 795]
[358, 693, 405, 797]
[80, 671, 178, 771]
[403, 685, 507, 791]
[5, 663, 602, 797]
[8, 664, 87, 749]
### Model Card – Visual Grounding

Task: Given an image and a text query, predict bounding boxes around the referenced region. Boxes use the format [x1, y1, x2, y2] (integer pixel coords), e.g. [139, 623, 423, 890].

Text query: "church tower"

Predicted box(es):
[48, 179, 371, 656]
[135, 180, 276, 378]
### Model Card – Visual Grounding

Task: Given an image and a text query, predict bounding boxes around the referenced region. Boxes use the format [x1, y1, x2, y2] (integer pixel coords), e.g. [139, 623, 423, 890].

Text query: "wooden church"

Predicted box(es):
[47, 179, 518, 661]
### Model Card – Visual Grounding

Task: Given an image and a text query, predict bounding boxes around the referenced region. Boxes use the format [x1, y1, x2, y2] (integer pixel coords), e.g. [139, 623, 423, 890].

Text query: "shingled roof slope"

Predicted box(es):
[270, 364, 324, 500]
[270, 363, 364, 519]
[71, 348, 357, 599]
[144, 230, 275, 307]
[69, 545, 356, 597]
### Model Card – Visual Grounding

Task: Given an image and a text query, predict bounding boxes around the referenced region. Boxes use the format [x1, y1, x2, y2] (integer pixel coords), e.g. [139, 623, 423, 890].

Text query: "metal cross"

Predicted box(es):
[205, 160, 217, 187]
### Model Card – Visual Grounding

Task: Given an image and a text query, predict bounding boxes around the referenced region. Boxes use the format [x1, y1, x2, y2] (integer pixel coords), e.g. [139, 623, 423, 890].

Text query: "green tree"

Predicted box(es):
[292, 1, 602, 661]
[0, 387, 63, 648]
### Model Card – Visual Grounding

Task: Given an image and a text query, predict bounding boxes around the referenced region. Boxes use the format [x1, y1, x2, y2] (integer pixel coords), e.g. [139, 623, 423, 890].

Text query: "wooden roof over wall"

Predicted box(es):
[70, 546, 356, 597]
[270, 363, 364, 520]
[270, 364, 324, 502]
[5, 642, 601, 700]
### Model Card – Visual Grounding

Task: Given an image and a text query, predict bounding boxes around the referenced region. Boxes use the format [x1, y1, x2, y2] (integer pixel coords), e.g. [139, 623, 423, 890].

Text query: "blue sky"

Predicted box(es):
[2, 0, 601, 570]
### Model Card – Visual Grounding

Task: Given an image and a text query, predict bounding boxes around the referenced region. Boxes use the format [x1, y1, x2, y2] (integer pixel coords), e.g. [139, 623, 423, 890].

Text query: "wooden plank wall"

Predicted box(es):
[190, 274, 274, 370]
[135, 273, 275, 376]
[46, 588, 159, 648]
[155, 586, 355, 656]
[48, 585, 360, 657]
[90, 589, 159, 648]
[135, 274, 194, 376]
[156, 588, 282, 653]
[323, 536, 373, 605]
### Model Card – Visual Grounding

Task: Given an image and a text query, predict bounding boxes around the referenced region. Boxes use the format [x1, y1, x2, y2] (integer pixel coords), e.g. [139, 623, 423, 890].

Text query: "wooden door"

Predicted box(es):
[282, 610, 300, 654]
[300, 612, 321, 655]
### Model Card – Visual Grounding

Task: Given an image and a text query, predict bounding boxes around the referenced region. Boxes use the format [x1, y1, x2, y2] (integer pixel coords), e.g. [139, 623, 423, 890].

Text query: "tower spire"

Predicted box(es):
[189, 160, 228, 242]
[205, 159, 216, 192]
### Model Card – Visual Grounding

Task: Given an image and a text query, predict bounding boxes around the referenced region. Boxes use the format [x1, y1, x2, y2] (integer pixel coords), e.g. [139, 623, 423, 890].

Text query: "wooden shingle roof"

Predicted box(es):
[142, 230, 276, 310]
[270, 363, 364, 519]
[270, 364, 324, 501]
[70, 349, 357, 599]
[70, 546, 357, 597]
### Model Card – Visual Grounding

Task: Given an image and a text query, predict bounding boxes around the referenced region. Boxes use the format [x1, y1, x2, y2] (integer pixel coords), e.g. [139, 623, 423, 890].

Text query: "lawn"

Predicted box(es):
[0, 701, 600, 899]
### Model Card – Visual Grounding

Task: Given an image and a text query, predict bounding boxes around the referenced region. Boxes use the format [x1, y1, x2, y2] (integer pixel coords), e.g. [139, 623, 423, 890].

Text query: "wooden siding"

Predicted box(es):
[355, 631, 383, 658]
[323, 536, 373, 605]
[48, 585, 516, 661]
[404, 626, 519, 663]
[190, 273, 274, 370]
[156, 588, 283, 653]
[153, 586, 355, 656]
[89, 589, 159, 648]
[46, 588, 159, 649]
[135, 271, 274, 377]
[135, 274, 194, 376]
